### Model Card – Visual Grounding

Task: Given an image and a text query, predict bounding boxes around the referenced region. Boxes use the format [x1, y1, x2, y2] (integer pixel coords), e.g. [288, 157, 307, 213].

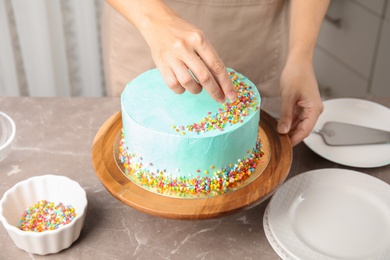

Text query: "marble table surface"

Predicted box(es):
[0, 96, 389, 260]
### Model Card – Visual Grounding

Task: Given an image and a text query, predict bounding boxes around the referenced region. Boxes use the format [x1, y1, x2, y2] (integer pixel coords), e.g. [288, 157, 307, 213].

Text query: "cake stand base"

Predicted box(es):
[92, 110, 292, 220]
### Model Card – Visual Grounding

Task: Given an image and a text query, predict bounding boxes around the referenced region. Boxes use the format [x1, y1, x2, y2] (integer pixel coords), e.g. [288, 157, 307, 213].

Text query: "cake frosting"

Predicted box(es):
[120, 68, 263, 196]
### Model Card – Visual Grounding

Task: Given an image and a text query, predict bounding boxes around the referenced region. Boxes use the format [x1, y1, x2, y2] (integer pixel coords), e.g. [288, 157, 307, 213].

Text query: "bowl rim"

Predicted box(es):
[0, 111, 16, 151]
[0, 174, 88, 237]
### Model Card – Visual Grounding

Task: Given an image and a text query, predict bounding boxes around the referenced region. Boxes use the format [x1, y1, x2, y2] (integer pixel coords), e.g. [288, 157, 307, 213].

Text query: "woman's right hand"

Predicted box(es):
[141, 13, 236, 103]
[106, 0, 236, 103]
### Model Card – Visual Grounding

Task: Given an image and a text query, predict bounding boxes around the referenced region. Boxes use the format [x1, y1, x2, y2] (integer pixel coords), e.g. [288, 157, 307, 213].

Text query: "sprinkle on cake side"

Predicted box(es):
[119, 68, 264, 197]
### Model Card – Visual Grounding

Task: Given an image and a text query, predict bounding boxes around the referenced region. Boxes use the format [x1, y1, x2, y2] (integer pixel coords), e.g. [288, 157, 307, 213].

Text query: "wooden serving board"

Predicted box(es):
[92, 110, 292, 220]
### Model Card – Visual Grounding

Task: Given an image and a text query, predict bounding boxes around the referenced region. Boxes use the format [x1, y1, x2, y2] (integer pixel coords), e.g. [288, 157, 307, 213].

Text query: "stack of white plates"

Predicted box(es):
[263, 169, 390, 259]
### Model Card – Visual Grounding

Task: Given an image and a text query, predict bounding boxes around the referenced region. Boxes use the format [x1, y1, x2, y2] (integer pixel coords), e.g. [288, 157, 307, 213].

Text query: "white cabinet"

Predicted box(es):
[313, 0, 390, 98]
[355, 0, 385, 16]
[387, 0, 390, 20]
[371, 20, 390, 96]
[317, 1, 381, 78]
[314, 48, 368, 98]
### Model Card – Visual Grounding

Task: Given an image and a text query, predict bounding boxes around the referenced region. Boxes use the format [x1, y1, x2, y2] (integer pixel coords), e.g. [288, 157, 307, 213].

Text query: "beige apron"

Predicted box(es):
[102, 0, 290, 97]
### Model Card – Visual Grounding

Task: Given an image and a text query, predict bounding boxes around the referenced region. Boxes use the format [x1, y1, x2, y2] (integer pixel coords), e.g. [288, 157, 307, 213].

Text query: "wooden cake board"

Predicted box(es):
[92, 110, 292, 220]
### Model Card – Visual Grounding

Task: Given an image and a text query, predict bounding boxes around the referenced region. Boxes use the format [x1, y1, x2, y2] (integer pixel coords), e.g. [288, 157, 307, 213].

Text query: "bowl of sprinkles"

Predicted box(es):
[0, 175, 87, 255]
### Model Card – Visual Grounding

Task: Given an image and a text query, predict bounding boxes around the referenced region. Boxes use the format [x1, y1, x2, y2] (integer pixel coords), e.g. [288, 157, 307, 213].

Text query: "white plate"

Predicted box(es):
[263, 169, 390, 260]
[304, 98, 390, 167]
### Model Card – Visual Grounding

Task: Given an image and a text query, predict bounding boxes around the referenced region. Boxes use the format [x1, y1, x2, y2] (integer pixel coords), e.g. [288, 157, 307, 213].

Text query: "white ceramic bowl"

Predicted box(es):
[0, 111, 15, 162]
[0, 175, 88, 255]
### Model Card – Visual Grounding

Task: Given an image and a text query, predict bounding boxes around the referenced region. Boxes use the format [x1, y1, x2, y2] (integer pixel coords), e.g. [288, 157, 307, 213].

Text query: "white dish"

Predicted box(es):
[0, 175, 88, 255]
[304, 98, 390, 167]
[263, 169, 390, 260]
[0, 111, 16, 162]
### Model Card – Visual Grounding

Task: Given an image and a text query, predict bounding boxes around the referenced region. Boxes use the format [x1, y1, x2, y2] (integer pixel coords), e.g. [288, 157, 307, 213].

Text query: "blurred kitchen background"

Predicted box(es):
[0, 0, 389, 97]
[0, 0, 104, 96]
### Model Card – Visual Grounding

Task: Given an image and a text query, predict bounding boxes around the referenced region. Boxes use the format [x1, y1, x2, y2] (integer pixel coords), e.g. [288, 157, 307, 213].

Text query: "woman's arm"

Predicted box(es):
[278, 0, 330, 146]
[105, 0, 236, 103]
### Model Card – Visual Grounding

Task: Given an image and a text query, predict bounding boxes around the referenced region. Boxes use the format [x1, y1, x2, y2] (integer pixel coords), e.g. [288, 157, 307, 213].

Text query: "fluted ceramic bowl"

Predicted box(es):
[0, 175, 87, 255]
[0, 111, 15, 162]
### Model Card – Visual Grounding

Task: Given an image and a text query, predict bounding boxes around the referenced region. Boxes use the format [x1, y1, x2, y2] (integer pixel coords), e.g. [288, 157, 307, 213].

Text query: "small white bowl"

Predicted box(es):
[0, 111, 15, 162]
[0, 175, 88, 255]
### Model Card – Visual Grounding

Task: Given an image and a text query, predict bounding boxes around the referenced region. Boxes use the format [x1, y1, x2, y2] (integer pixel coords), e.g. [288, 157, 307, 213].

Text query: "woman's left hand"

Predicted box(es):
[277, 58, 324, 146]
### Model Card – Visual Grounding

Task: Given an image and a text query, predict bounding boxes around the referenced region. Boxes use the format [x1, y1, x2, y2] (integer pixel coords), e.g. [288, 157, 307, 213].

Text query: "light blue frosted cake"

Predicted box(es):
[119, 68, 263, 196]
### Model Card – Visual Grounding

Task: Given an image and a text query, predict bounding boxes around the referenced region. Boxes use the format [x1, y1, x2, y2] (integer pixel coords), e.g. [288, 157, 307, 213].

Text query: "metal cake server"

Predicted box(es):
[313, 121, 390, 146]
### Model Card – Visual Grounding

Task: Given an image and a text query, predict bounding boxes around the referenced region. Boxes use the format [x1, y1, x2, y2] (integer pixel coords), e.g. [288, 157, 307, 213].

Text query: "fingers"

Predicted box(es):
[173, 64, 203, 95]
[156, 56, 203, 95]
[161, 53, 235, 103]
[288, 117, 312, 146]
[156, 50, 231, 103]
[287, 102, 323, 146]
[188, 65, 225, 103]
[278, 93, 324, 146]
[184, 53, 226, 102]
[207, 61, 237, 102]
[278, 95, 295, 135]
[171, 30, 235, 103]
[156, 64, 186, 94]
[193, 36, 236, 102]
[149, 19, 235, 103]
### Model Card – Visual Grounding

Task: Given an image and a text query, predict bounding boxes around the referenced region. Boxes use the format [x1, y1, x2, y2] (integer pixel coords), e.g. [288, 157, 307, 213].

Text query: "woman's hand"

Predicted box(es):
[106, 0, 236, 103]
[142, 14, 237, 103]
[277, 0, 329, 146]
[278, 58, 323, 146]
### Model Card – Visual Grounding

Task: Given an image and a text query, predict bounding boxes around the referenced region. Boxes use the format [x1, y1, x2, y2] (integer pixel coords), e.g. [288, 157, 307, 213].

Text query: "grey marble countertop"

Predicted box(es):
[0, 96, 389, 260]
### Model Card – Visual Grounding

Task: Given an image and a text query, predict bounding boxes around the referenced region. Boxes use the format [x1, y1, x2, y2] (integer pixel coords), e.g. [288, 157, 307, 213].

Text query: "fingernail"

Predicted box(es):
[218, 97, 226, 103]
[227, 91, 236, 101]
[278, 123, 288, 134]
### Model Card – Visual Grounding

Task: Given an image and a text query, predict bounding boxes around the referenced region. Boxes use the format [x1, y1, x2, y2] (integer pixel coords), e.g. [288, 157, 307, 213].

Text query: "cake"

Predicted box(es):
[119, 68, 264, 197]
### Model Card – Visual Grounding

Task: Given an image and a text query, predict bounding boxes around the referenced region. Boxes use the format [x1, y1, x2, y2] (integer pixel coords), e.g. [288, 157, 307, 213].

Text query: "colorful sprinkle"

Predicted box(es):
[17, 200, 76, 232]
[119, 132, 264, 196]
[171, 71, 259, 135]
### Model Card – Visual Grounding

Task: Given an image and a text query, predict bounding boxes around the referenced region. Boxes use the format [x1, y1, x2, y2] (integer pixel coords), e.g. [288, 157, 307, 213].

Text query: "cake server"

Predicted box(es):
[313, 121, 390, 146]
